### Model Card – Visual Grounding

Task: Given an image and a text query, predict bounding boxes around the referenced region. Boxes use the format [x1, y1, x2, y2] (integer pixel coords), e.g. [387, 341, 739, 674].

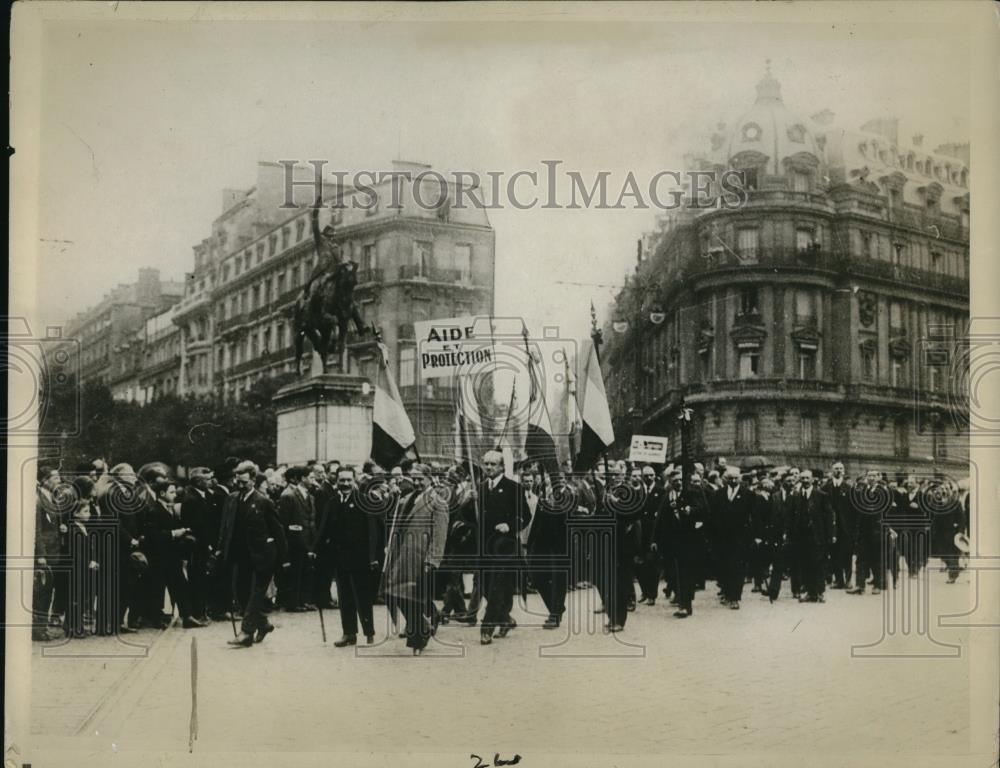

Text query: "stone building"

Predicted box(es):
[63, 268, 183, 390]
[601, 66, 969, 479]
[172, 160, 496, 459]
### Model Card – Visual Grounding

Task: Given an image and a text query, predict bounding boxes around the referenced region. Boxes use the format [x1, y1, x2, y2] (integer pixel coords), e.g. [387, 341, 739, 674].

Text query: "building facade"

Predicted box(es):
[601, 67, 970, 479]
[63, 268, 184, 390]
[171, 160, 496, 459]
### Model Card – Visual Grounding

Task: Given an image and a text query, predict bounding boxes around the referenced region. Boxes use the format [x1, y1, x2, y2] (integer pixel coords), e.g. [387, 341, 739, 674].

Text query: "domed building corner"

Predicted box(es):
[602, 63, 970, 481]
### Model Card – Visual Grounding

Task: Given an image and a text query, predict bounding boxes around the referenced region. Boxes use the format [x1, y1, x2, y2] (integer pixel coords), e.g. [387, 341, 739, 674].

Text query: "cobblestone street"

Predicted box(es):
[26, 565, 993, 768]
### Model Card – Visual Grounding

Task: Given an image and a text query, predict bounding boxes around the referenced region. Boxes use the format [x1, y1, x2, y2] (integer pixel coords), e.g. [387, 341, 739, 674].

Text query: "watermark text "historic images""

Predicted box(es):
[278, 160, 749, 212]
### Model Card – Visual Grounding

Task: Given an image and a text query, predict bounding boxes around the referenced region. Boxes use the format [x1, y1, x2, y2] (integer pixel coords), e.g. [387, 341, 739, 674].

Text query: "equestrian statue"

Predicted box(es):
[290, 194, 367, 376]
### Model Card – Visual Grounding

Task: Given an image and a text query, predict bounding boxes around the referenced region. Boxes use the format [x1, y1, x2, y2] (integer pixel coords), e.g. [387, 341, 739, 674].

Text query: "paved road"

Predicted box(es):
[26, 566, 994, 768]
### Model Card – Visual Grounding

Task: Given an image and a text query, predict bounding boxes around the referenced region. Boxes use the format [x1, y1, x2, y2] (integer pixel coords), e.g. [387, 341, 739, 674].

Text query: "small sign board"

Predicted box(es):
[628, 434, 668, 464]
[413, 315, 491, 379]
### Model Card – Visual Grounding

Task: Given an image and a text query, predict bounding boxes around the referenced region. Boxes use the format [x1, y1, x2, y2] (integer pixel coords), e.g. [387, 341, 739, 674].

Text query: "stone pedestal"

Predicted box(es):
[273, 373, 374, 467]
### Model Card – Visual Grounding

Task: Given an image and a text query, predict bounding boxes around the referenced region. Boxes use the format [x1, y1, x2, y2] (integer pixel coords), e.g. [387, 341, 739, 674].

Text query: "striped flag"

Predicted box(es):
[573, 337, 615, 471]
[371, 341, 417, 468]
[522, 329, 560, 475]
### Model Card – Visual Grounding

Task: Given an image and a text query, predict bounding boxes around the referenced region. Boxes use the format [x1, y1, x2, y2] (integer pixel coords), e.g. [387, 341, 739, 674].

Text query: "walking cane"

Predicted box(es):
[318, 603, 327, 643]
[228, 565, 239, 639]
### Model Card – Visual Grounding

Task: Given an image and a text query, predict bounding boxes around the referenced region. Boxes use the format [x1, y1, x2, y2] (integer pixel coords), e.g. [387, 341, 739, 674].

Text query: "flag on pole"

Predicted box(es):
[496, 378, 521, 480]
[563, 344, 582, 469]
[522, 328, 560, 475]
[573, 337, 615, 471]
[371, 341, 417, 468]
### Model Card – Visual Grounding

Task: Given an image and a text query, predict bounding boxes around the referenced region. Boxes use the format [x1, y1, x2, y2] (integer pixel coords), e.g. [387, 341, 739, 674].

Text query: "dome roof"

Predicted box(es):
[726, 63, 820, 174]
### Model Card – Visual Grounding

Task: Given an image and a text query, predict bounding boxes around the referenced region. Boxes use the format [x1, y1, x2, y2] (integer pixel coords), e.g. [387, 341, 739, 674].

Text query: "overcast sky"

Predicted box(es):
[32, 14, 969, 342]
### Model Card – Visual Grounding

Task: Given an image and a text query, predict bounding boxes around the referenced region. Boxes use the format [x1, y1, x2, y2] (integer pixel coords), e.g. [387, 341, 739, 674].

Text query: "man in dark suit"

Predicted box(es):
[321, 467, 380, 646]
[276, 466, 316, 612]
[824, 462, 854, 589]
[711, 466, 752, 609]
[227, 462, 289, 647]
[180, 467, 217, 622]
[848, 469, 888, 595]
[793, 470, 835, 602]
[527, 472, 570, 629]
[143, 478, 207, 628]
[310, 463, 338, 610]
[765, 473, 797, 602]
[636, 465, 665, 605]
[892, 475, 929, 579]
[33, 466, 64, 641]
[660, 470, 705, 618]
[478, 450, 530, 645]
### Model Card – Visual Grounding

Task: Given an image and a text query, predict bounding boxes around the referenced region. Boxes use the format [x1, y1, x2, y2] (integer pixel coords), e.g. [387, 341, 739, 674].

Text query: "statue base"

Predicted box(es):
[273, 373, 374, 467]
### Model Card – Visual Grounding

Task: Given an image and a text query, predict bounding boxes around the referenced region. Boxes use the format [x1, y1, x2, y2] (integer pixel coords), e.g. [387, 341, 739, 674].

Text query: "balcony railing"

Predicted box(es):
[398, 264, 428, 280]
[676, 246, 967, 297]
[218, 313, 247, 334]
[891, 207, 966, 241]
[357, 268, 384, 285]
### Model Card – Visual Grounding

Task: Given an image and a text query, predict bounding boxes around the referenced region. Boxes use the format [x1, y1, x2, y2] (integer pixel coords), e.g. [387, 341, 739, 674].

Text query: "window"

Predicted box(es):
[861, 344, 877, 382]
[264, 278, 272, 305]
[736, 413, 758, 451]
[737, 228, 759, 261]
[251, 285, 260, 311]
[868, 232, 879, 260]
[291, 266, 300, 287]
[933, 428, 948, 460]
[796, 228, 814, 252]
[800, 414, 819, 451]
[454, 244, 473, 279]
[792, 170, 810, 193]
[699, 345, 712, 381]
[738, 349, 760, 379]
[795, 290, 815, 326]
[894, 419, 910, 458]
[250, 334, 259, 359]
[363, 243, 376, 272]
[892, 242, 905, 265]
[257, 243, 265, 262]
[930, 250, 942, 271]
[797, 347, 817, 379]
[891, 358, 907, 388]
[742, 167, 758, 191]
[277, 272, 286, 296]
[277, 321, 286, 349]
[282, 227, 290, 251]
[269, 234, 278, 257]
[399, 347, 416, 387]
[234, 259, 241, 277]
[889, 301, 905, 333]
[739, 287, 759, 317]
[413, 241, 433, 276]
[888, 188, 901, 208]
[296, 219, 306, 242]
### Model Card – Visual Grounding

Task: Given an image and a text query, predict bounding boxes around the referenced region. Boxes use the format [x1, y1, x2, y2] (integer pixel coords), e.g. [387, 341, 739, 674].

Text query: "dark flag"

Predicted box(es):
[573, 337, 614, 471]
[522, 327, 560, 474]
[371, 340, 417, 468]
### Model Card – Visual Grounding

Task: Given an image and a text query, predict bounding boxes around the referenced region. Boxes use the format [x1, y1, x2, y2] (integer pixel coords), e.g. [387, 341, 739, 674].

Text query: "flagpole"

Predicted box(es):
[371, 321, 420, 468]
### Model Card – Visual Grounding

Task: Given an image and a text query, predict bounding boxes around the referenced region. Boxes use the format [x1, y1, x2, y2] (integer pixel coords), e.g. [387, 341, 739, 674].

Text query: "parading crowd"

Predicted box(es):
[32, 453, 970, 655]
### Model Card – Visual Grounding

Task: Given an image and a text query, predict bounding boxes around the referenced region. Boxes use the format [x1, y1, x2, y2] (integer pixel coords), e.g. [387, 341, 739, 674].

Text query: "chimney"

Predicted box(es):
[933, 142, 970, 165]
[221, 188, 246, 214]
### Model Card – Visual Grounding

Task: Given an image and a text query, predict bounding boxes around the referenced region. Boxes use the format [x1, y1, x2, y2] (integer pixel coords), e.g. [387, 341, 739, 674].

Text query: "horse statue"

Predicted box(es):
[291, 196, 367, 376]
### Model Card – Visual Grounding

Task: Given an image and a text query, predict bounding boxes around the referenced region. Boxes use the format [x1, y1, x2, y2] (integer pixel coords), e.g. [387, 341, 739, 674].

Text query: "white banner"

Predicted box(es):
[413, 315, 493, 380]
[628, 434, 668, 464]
